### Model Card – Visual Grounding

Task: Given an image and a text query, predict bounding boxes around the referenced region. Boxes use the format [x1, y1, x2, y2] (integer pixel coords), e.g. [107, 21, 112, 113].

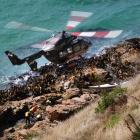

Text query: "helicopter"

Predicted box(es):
[5, 11, 123, 71]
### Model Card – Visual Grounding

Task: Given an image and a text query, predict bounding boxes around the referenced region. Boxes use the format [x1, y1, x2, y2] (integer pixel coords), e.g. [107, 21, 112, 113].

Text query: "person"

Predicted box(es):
[30, 105, 37, 122]
[30, 105, 37, 114]
[25, 111, 31, 126]
[62, 30, 66, 39]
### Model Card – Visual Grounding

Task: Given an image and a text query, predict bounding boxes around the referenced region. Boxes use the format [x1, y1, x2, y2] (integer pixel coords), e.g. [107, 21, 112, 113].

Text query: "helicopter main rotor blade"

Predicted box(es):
[71, 30, 123, 38]
[31, 36, 60, 51]
[5, 21, 53, 33]
[66, 11, 93, 31]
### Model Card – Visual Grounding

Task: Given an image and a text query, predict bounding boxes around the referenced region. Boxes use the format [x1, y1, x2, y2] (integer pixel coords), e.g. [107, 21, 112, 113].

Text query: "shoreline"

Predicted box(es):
[1, 37, 140, 104]
[1, 37, 140, 139]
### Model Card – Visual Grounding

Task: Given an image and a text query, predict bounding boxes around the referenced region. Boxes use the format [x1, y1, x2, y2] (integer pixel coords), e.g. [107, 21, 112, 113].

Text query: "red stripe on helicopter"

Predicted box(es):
[70, 16, 85, 22]
[94, 31, 109, 38]
[71, 32, 81, 36]
[66, 26, 74, 30]
[71, 31, 110, 38]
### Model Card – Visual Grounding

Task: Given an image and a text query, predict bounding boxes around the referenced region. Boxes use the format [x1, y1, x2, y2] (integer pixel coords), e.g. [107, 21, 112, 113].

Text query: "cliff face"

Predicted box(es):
[1, 38, 140, 140]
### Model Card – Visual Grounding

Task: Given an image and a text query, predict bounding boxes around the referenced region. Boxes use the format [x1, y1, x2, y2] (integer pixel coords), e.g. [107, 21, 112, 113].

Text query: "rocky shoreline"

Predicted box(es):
[1, 38, 140, 140]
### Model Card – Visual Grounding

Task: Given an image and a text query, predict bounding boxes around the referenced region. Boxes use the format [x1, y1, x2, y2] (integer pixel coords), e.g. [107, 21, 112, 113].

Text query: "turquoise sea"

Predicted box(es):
[0, 0, 140, 85]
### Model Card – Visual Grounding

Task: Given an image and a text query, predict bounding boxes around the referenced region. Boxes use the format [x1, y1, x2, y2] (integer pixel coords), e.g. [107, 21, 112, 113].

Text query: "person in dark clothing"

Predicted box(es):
[62, 30, 67, 39]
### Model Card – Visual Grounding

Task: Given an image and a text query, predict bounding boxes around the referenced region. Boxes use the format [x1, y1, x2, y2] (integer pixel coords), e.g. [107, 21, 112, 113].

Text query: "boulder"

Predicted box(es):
[93, 68, 108, 80]
[5, 127, 15, 133]
[46, 106, 61, 122]
[80, 94, 92, 101]
[17, 129, 28, 138]
[63, 88, 80, 100]
[46, 93, 95, 122]
[46, 105, 75, 122]
[62, 99, 75, 105]
[72, 97, 86, 104]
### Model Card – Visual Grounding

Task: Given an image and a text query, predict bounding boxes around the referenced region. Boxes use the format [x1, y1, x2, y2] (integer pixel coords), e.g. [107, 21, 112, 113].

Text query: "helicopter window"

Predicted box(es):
[73, 45, 81, 52]
[59, 51, 67, 57]
[67, 48, 72, 53]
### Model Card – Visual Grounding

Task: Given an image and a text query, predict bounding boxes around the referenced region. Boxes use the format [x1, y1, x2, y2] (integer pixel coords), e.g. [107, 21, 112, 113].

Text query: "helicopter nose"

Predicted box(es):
[42, 44, 55, 51]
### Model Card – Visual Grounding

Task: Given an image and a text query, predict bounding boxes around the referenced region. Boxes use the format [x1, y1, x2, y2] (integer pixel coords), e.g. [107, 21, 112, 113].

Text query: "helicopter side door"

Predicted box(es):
[65, 44, 82, 60]
[58, 42, 87, 63]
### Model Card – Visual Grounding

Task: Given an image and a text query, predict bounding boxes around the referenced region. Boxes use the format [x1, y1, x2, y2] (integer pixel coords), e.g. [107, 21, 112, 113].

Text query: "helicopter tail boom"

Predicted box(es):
[5, 50, 45, 71]
[5, 51, 25, 65]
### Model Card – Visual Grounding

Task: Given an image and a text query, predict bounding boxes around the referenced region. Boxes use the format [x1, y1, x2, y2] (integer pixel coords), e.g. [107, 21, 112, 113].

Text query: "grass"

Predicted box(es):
[105, 114, 120, 128]
[131, 105, 139, 111]
[95, 87, 126, 113]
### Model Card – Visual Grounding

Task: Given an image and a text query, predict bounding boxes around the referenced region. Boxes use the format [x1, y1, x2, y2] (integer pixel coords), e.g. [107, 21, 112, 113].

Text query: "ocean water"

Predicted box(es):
[0, 0, 140, 85]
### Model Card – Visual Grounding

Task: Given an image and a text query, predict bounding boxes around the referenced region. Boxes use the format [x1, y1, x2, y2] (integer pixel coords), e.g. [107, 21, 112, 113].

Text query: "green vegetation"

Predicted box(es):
[95, 87, 126, 113]
[105, 114, 120, 128]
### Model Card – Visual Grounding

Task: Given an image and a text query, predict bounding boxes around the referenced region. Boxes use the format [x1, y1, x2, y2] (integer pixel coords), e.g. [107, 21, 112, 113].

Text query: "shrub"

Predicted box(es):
[95, 87, 126, 113]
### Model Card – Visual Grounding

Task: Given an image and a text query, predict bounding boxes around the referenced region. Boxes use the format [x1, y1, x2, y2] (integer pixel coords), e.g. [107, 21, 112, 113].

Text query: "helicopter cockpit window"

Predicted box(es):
[73, 45, 81, 52]
[67, 48, 72, 53]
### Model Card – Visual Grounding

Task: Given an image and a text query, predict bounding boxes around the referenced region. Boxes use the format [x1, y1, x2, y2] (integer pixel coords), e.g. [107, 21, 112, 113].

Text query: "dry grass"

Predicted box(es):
[122, 75, 140, 94]
[34, 75, 140, 140]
